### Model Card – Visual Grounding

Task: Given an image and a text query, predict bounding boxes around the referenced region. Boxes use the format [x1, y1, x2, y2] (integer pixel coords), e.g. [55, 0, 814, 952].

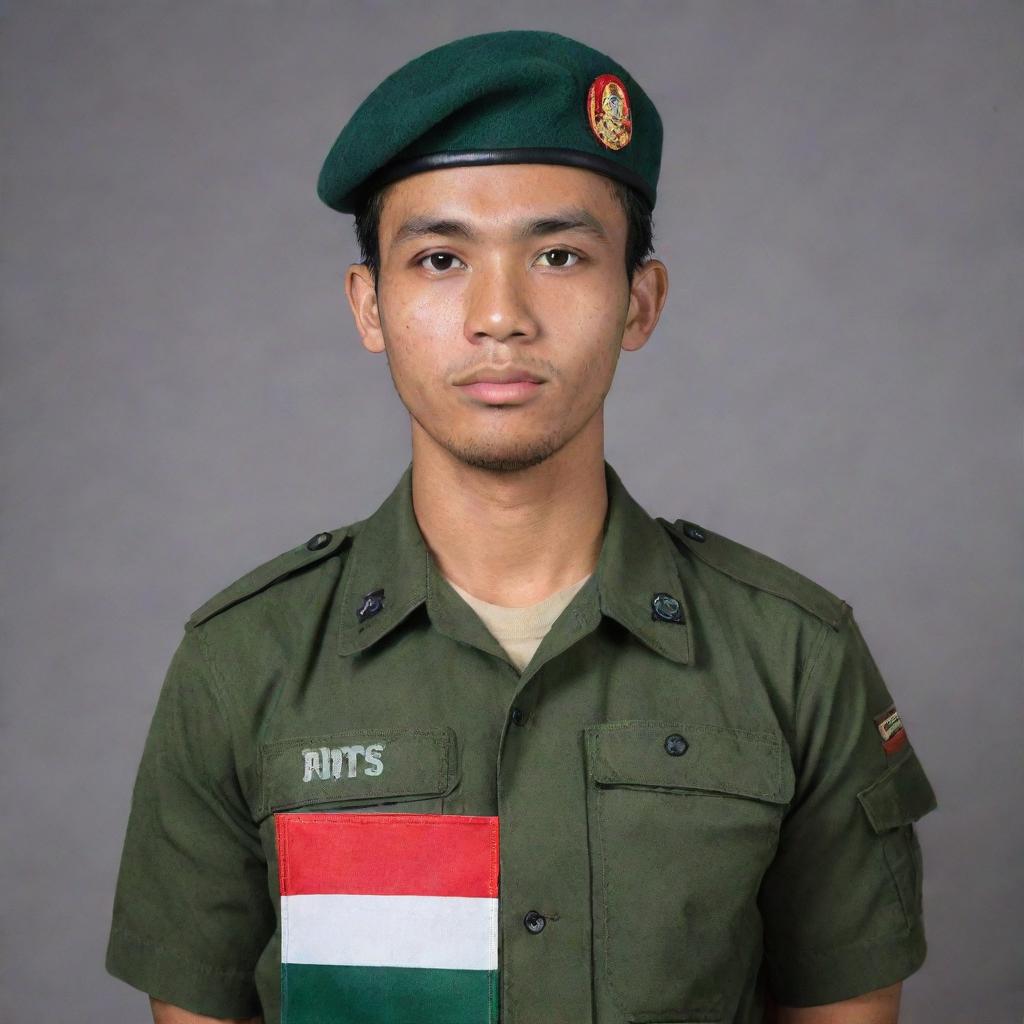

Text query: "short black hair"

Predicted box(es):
[352, 175, 654, 286]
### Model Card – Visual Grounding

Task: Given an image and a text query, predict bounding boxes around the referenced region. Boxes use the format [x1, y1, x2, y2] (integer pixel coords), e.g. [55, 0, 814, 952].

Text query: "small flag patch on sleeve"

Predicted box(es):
[874, 704, 908, 754]
[276, 812, 499, 1024]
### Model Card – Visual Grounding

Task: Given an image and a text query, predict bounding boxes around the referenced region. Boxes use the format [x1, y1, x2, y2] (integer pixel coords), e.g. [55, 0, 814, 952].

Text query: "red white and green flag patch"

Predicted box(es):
[276, 812, 500, 1024]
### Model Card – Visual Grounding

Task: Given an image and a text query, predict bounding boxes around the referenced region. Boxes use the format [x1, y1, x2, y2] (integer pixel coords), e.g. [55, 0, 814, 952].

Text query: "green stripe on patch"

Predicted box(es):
[282, 963, 499, 1023]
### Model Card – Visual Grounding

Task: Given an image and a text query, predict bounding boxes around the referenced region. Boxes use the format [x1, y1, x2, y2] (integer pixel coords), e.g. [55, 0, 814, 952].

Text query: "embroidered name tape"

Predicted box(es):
[302, 743, 385, 782]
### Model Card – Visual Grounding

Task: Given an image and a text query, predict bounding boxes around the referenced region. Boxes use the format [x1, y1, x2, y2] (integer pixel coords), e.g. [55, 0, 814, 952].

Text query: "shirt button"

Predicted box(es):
[306, 531, 332, 551]
[523, 910, 546, 934]
[683, 523, 706, 543]
[510, 707, 526, 726]
[664, 733, 689, 756]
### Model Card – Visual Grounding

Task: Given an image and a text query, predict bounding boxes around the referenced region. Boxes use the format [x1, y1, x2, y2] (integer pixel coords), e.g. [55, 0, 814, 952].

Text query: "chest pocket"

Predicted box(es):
[584, 720, 794, 1024]
[256, 726, 458, 822]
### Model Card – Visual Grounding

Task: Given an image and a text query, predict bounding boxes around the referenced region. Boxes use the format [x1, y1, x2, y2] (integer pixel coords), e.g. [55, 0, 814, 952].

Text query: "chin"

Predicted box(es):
[444, 432, 564, 474]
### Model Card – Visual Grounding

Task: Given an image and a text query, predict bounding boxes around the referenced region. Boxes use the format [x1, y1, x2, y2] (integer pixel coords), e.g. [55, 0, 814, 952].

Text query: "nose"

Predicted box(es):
[463, 257, 538, 346]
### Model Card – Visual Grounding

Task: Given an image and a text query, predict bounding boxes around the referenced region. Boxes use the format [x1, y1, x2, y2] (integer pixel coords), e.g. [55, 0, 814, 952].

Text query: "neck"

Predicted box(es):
[410, 419, 608, 607]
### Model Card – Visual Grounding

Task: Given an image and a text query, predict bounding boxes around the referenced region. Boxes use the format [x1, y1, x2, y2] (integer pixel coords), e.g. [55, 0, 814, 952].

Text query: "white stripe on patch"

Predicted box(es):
[282, 893, 499, 970]
[877, 708, 903, 741]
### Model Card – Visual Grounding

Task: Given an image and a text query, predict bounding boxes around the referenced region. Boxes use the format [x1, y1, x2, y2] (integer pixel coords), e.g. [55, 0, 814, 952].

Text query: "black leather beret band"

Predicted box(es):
[353, 148, 656, 211]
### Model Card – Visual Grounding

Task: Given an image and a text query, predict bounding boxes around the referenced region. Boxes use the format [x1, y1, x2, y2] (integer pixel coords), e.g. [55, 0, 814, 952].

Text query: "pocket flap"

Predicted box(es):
[857, 749, 937, 833]
[257, 726, 457, 819]
[584, 720, 794, 804]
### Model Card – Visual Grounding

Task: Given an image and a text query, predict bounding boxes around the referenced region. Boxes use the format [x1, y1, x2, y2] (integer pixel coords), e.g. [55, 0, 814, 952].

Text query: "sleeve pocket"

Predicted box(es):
[857, 748, 938, 833]
[857, 749, 937, 927]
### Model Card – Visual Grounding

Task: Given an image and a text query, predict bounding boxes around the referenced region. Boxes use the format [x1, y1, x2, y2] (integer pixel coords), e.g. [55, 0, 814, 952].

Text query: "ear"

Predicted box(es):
[621, 258, 669, 353]
[345, 263, 385, 354]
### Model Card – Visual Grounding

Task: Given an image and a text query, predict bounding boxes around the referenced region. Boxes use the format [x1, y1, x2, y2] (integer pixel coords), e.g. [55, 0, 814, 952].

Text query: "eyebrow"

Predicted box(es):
[390, 208, 609, 249]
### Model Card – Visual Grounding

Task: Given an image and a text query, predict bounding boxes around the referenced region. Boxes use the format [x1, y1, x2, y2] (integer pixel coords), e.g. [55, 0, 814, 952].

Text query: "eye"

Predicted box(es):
[535, 249, 580, 268]
[419, 252, 466, 273]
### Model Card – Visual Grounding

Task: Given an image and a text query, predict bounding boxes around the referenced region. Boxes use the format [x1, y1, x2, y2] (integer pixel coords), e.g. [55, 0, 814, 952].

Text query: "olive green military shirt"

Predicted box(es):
[106, 460, 937, 1023]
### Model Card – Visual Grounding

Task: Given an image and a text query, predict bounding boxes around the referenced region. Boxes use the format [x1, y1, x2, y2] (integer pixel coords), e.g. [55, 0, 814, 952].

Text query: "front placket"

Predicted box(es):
[427, 564, 606, 1023]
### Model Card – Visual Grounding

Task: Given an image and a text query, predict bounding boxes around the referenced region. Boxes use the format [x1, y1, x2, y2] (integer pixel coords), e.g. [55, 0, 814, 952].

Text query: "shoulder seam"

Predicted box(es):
[186, 526, 353, 631]
[794, 616, 839, 730]
[659, 517, 849, 630]
[193, 628, 237, 728]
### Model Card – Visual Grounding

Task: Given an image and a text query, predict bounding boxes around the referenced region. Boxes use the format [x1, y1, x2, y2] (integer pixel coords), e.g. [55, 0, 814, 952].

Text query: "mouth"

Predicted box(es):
[454, 367, 547, 405]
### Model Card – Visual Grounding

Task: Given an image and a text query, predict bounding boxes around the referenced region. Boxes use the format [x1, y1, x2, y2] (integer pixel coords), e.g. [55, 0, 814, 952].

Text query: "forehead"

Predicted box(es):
[377, 163, 624, 238]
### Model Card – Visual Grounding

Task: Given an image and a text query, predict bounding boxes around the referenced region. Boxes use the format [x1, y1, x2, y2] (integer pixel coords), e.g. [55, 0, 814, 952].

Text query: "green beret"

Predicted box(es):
[317, 30, 663, 214]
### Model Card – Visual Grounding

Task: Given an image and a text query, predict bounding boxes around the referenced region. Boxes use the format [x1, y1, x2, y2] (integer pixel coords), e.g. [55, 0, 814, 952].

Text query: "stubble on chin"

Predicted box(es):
[417, 414, 565, 474]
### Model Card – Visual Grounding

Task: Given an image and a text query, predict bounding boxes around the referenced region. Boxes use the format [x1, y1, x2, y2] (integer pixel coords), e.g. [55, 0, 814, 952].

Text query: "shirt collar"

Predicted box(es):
[337, 460, 693, 665]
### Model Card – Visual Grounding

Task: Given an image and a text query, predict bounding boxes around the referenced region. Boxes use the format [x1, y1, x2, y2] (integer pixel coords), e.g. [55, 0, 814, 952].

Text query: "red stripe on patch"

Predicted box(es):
[276, 813, 499, 898]
[882, 730, 908, 755]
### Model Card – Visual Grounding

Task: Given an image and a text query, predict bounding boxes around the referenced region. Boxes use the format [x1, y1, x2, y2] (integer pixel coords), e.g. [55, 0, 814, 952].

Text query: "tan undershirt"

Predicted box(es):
[447, 574, 593, 672]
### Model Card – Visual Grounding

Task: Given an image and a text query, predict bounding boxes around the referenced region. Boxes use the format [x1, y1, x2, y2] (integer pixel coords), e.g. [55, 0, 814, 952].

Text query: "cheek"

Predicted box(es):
[544, 290, 626, 371]
[538, 277, 626, 338]
[380, 291, 461, 388]
[396, 287, 463, 339]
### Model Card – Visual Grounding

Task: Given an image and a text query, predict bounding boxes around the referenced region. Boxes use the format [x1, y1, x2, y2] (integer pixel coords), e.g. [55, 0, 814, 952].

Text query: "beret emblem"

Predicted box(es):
[586, 73, 632, 151]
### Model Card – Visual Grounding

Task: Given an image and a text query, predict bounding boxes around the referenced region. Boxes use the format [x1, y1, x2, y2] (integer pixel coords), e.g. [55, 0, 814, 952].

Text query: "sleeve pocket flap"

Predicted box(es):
[257, 726, 456, 818]
[857, 749, 938, 833]
[585, 720, 794, 804]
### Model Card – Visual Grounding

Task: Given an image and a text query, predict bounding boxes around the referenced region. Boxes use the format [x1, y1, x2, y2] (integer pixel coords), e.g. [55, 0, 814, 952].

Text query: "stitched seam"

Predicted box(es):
[597, 746, 625, 1014]
[596, 778, 779, 801]
[194, 629, 240, 743]
[793, 615, 838, 728]
[260, 727, 449, 754]
[285, 813, 493, 829]
[489, 819, 499, 1023]
[881, 830, 918, 928]
[278, 815, 290, 1019]
[161, 631, 239, 792]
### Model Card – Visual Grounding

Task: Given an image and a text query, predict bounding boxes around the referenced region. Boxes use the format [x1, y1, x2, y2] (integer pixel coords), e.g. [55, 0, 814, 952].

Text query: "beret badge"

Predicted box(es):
[586, 73, 633, 151]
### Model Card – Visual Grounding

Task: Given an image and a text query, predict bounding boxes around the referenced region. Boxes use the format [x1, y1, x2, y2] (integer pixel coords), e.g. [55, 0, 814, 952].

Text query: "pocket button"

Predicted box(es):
[664, 733, 689, 756]
[523, 910, 546, 933]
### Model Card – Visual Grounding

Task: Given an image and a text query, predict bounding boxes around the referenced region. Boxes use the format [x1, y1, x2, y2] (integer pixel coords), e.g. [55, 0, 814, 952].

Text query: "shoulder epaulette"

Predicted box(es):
[659, 517, 849, 630]
[186, 527, 352, 630]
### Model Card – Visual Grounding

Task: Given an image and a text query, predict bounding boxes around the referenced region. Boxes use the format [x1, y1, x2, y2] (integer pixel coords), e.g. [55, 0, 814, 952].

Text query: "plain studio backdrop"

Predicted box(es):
[2, 2, 1021, 1020]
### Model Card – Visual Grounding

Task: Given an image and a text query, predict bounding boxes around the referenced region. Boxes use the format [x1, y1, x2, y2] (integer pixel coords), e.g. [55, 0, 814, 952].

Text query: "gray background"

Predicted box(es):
[2, 1, 1021, 1020]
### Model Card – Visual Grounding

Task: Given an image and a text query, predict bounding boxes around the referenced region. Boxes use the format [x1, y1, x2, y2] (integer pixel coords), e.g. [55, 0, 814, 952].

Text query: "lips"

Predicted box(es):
[455, 366, 546, 404]
[456, 366, 546, 386]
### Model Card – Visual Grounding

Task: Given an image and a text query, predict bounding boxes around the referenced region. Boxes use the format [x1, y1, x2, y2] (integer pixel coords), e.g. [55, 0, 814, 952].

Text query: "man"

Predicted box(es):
[106, 29, 937, 1024]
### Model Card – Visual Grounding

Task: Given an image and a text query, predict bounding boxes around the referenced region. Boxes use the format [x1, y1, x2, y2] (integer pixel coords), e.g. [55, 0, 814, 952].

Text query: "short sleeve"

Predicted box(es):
[758, 608, 938, 1006]
[105, 627, 273, 1018]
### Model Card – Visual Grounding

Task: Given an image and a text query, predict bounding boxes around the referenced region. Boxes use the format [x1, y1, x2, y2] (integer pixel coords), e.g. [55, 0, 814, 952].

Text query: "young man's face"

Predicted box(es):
[346, 162, 667, 473]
